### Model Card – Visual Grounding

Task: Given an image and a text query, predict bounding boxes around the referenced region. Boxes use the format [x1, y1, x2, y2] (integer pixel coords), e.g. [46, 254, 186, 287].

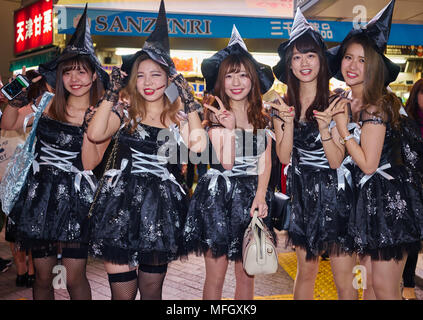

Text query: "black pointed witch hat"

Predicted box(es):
[201, 25, 274, 94]
[328, 0, 399, 86]
[38, 3, 109, 89]
[272, 8, 330, 84]
[121, 0, 176, 76]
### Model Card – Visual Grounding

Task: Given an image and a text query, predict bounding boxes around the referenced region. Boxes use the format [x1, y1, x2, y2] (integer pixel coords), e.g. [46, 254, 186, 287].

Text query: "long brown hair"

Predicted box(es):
[285, 33, 330, 124]
[120, 53, 180, 132]
[405, 78, 423, 121]
[49, 55, 103, 123]
[342, 34, 401, 128]
[204, 54, 269, 132]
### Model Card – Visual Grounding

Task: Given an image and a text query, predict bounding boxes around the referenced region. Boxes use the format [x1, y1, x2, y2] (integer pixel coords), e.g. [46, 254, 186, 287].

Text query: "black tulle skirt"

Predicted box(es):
[183, 173, 275, 261]
[287, 165, 355, 260]
[350, 164, 422, 261]
[89, 172, 188, 266]
[8, 166, 93, 253]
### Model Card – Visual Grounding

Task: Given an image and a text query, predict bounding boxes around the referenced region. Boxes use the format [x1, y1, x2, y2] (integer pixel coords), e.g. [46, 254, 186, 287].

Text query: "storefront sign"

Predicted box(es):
[56, 6, 423, 46]
[14, 0, 53, 55]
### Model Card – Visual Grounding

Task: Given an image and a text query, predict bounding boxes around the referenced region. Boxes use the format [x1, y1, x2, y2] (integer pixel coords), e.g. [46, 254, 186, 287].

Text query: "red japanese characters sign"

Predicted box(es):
[14, 0, 53, 55]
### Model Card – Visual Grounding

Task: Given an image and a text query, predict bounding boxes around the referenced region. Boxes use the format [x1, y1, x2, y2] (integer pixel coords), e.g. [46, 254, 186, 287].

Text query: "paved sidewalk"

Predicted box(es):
[1, 228, 422, 300]
[0, 229, 294, 300]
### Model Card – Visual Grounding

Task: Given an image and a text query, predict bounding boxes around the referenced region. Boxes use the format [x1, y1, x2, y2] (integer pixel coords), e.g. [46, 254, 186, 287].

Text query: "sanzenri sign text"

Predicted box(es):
[56, 6, 423, 45]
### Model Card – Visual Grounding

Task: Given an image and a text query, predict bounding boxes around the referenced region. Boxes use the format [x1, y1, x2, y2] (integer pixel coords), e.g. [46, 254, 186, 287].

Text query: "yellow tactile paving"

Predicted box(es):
[278, 252, 338, 300]
[278, 252, 363, 300]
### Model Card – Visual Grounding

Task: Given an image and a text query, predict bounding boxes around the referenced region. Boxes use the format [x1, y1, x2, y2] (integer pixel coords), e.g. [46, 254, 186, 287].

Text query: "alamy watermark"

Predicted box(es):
[353, 5, 368, 30]
[352, 265, 367, 290]
[52, 264, 67, 290]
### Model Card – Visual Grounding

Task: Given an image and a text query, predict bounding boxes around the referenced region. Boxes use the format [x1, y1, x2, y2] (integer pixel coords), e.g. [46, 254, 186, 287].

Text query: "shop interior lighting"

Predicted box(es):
[390, 57, 407, 64]
[169, 50, 280, 67]
[115, 48, 280, 66]
[115, 47, 140, 56]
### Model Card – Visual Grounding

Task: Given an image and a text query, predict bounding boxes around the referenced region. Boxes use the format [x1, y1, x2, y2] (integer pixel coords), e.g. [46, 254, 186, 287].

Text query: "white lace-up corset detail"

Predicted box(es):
[130, 147, 168, 175]
[32, 140, 96, 192]
[105, 147, 185, 194]
[296, 147, 330, 169]
[231, 155, 261, 176]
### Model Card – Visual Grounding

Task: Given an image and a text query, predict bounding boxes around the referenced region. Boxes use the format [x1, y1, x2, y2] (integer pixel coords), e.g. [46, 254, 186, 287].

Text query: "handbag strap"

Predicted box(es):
[251, 210, 267, 263]
[88, 129, 121, 218]
[26, 92, 54, 151]
[251, 210, 266, 231]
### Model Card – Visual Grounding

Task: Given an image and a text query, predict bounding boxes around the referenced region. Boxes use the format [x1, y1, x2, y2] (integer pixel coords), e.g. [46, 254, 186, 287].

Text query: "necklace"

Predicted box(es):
[147, 113, 161, 121]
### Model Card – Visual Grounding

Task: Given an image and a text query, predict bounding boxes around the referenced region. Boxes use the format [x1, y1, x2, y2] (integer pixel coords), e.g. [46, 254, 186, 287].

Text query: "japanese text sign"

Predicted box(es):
[14, 0, 53, 55]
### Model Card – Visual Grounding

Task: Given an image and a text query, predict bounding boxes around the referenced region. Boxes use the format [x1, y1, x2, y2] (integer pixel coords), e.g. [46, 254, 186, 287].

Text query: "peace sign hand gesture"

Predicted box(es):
[313, 96, 344, 131]
[330, 97, 350, 132]
[265, 93, 295, 125]
[203, 95, 235, 130]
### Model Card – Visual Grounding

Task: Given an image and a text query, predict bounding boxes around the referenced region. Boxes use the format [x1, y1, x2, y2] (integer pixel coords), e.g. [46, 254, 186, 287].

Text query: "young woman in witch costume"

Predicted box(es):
[401, 79, 423, 300]
[269, 9, 358, 300]
[0, 5, 108, 300]
[84, 0, 206, 300]
[330, 0, 423, 300]
[183, 26, 275, 300]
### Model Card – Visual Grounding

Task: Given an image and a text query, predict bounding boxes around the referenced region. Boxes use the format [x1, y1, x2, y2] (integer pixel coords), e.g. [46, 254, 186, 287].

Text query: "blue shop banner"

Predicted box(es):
[56, 6, 423, 45]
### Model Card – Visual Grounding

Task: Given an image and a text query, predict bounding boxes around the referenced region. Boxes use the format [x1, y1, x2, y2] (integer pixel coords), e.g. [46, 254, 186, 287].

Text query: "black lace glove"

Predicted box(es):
[170, 74, 203, 115]
[103, 67, 126, 104]
[82, 105, 96, 132]
[8, 90, 29, 108]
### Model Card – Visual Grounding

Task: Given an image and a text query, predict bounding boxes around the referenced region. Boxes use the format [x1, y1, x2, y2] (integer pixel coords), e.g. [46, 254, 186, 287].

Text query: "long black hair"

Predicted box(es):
[284, 33, 330, 124]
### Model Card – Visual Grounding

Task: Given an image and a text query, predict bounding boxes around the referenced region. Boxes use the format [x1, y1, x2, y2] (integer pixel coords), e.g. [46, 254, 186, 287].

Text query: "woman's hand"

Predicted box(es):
[265, 94, 295, 125]
[250, 193, 268, 219]
[169, 74, 203, 114]
[175, 110, 189, 124]
[203, 95, 236, 130]
[5, 66, 42, 108]
[313, 95, 348, 130]
[331, 98, 350, 136]
[313, 108, 332, 131]
[103, 67, 127, 104]
[313, 96, 342, 131]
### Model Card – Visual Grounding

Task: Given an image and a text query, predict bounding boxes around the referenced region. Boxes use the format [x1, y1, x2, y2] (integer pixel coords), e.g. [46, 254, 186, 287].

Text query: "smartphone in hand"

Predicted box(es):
[1, 74, 30, 100]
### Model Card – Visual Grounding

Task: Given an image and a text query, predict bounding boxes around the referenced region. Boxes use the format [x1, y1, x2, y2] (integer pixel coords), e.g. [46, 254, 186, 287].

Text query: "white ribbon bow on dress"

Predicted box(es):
[32, 140, 96, 192]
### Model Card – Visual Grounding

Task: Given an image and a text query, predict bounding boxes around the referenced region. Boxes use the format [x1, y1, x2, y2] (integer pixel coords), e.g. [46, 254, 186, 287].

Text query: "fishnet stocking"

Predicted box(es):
[138, 265, 167, 300]
[32, 256, 56, 300]
[108, 270, 138, 300]
[62, 258, 92, 300]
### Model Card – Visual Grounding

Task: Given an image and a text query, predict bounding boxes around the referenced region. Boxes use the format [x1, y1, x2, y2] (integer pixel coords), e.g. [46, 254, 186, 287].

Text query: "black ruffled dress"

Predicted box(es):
[183, 128, 274, 261]
[89, 118, 188, 267]
[349, 112, 423, 260]
[9, 114, 96, 254]
[287, 121, 355, 260]
[398, 115, 423, 239]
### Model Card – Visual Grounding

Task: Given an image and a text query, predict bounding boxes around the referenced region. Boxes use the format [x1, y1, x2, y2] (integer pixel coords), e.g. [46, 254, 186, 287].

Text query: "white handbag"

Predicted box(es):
[242, 210, 278, 276]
